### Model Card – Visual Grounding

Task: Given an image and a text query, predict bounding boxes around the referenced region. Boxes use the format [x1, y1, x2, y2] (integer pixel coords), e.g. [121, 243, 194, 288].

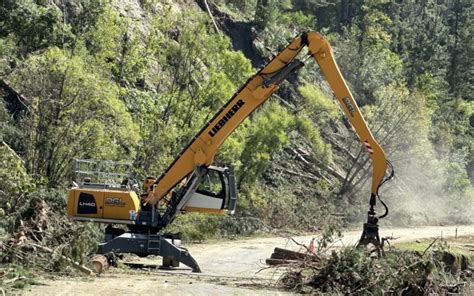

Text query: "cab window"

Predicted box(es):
[197, 170, 223, 197]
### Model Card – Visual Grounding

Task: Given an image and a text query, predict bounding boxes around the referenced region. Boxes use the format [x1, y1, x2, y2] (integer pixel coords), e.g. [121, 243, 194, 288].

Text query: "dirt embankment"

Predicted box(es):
[24, 225, 474, 295]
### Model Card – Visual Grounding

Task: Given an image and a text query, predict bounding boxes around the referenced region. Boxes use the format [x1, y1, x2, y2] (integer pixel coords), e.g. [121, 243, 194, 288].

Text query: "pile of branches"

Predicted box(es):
[277, 245, 472, 294]
[0, 145, 101, 292]
[0, 192, 101, 290]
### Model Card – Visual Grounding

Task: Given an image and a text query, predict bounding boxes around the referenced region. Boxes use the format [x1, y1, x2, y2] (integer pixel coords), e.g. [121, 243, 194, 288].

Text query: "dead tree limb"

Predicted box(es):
[326, 136, 357, 162]
[291, 148, 310, 165]
[203, 0, 220, 34]
[1, 141, 23, 163]
[324, 163, 346, 182]
[422, 237, 440, 257]
[277, 167, 318, 181]
[274, 94, 297, 111]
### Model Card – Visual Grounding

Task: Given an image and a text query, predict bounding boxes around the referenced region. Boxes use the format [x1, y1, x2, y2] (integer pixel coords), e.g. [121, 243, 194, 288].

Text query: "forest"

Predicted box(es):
[0, 0, 473, 292]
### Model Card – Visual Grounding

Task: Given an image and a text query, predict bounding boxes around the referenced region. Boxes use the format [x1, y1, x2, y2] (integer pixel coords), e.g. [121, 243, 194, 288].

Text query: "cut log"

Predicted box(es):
[271, 252, 289, 260]
[91, 254, 109, 274]
[273, 247, 320, 262]
[266, 247, 321, 266]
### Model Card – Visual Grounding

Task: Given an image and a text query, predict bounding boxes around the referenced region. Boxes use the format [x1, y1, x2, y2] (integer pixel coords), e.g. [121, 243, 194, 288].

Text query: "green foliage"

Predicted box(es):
[0, 264, 39, 291]
[67, 0, 109, 36]
[216, 0, 258, 19]
[125, 9, 254, 177]
[238, 101, 293, 184]
[254, 0, 280, 31]
[358, 83, 474, 225]
[7, 46, 139, 185]
[0, 1, 70, 55]
[0, 36, 17, 74]
[332, 27, 404, 104]
[279, 11, 315, 31]
[0, 145, 34, 201]
[166, 213, 223, 242]
[85, 8, 151, 85]
[310, 248, 433, 293]
[444, 162, 471, 194]
[0, 145, 34, 237]
[86, 8, 126, 60]
[298, 84, 338, 124]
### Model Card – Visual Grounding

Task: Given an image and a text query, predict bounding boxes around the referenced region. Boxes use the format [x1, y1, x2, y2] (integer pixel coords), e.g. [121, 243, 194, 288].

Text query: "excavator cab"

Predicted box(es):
[182, 166, 237, 214]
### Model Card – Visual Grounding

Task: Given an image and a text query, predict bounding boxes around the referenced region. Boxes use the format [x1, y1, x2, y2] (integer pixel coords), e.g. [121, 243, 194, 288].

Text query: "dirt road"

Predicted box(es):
[24, 225, 474, 295]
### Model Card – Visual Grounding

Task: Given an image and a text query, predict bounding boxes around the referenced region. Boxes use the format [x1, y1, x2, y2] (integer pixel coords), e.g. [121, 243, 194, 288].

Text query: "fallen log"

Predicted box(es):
[271, 252, 290, 260]
[265, 258, 301, 266]
[273, 247, 320, 262]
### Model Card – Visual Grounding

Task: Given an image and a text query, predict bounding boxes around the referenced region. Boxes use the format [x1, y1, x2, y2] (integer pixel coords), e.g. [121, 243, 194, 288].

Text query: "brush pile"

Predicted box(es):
[275, 245, 472, 294]
[0, 191, 102, 291]
[0, 148, 101, 290]
[1, 145, 100, 272]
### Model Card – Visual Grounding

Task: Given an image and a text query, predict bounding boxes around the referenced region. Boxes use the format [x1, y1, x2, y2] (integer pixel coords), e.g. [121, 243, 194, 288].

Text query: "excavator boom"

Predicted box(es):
[148, 32, 388, 207]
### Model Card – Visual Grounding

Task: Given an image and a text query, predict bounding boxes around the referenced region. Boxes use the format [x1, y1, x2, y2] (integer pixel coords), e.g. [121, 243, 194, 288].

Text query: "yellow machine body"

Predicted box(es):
[67, 187, 140, 221]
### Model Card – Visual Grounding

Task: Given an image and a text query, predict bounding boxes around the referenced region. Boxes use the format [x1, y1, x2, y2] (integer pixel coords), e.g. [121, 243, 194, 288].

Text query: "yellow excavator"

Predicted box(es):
[67, 32, 394, 272]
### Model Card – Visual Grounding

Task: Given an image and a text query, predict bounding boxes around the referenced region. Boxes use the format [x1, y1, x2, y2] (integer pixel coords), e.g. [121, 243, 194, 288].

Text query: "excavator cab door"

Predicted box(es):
[182, 166, 237, 214]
